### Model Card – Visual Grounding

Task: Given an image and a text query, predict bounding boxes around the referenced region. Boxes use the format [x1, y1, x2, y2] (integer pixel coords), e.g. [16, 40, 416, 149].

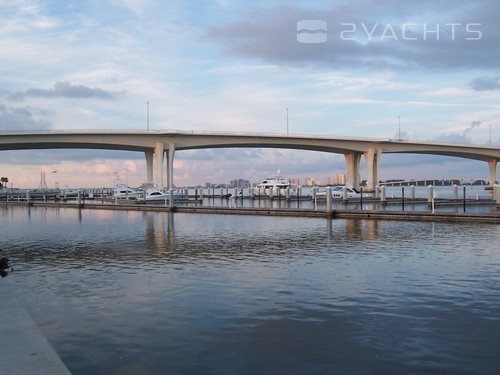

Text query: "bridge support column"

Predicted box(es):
[344, 152, 362, 189]
[166, 143, 176, 190]
[488, 159, 497, 185]
[145, 149, 154, 184]
[364, 147, 382, 192]
[155, 142, 164, 188]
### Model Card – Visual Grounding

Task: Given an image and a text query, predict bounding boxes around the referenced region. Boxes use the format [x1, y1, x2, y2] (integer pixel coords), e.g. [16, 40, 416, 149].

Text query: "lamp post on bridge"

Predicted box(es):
[286, 107, 289, 136]
[398, 115, 401, 140]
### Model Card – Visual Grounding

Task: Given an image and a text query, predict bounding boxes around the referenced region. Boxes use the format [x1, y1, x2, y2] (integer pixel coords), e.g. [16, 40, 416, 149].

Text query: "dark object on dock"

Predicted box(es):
[0, 257, 13, 278]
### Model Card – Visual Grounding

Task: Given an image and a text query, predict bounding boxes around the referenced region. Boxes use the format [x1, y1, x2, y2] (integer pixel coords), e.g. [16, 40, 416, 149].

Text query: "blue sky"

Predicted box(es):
[1, 0, 499, 188]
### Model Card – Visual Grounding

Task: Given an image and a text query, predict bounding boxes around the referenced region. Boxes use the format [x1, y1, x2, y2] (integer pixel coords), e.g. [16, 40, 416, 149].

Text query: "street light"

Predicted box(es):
[398, 115, 401, 140]
[286, 107, 289, 135]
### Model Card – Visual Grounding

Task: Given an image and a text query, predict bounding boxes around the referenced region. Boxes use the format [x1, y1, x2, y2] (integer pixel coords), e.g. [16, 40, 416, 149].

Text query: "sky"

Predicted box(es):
[1, 0, 500, 188]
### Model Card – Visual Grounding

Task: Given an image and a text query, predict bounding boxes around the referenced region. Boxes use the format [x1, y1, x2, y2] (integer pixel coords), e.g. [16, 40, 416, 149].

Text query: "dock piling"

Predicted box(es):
[402, 186, 405, 211]
[326, 186, 332, 213]
[427, 185, 434, 204]
[463, 186, 467, 212]
[380, 185, 386, 203]
[410, 185, 415, 200]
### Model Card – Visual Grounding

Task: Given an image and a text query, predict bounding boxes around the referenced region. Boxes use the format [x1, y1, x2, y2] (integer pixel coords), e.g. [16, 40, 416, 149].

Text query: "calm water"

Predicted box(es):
[2, 206, 499, 374]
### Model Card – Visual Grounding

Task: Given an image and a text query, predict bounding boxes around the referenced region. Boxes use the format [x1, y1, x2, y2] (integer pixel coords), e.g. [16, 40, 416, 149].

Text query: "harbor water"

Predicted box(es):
[2, 206, 499, 374]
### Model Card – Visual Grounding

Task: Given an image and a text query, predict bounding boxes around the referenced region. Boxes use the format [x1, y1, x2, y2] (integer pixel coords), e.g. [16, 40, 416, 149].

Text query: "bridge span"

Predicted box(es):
[0, 130, 499, 190]
[382, 178, 494, 187]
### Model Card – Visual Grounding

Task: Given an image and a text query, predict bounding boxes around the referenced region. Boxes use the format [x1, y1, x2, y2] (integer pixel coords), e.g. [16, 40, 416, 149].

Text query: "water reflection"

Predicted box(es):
[1, 207, 495, 271]
[144, 212, 175, 253]
[169, 214, 381, 265]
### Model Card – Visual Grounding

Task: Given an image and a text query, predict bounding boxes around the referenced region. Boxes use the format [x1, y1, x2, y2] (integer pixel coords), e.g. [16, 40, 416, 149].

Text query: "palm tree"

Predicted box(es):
[0, 177, 9, 189]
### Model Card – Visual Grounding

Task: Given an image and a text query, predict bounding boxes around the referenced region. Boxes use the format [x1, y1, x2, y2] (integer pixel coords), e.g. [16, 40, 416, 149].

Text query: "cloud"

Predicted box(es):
[434, 120, 481, 144]
[379, 154, 491, 180]
[0, 104, 52, 131]
[469, 76, 500, 91]
[7, 82, 119, 101]
[0, 149, 144, 166]
[205, 2, 500, 72]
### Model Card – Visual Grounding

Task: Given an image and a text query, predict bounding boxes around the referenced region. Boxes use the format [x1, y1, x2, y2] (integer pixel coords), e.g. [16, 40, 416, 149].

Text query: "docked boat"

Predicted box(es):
[135, 188, 184, 203]
[61, 189, 80, 198]
[113, 184, 143, 200]
[313, 186, 360, 199]
[254, 173, 296, 197]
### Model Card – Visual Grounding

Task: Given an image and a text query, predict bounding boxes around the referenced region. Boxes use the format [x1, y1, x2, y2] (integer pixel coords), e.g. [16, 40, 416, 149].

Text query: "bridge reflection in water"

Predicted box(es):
[140, 210, 385, 256]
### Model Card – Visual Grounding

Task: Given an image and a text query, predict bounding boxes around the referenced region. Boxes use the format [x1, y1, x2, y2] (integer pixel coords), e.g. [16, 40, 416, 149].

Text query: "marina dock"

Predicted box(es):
[1, 184, 499, 224]
[1, 199, 499, 223]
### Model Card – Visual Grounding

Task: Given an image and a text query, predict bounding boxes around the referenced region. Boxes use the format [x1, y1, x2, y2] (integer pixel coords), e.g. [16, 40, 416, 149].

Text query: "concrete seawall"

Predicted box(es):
[0, 279, 71, 374]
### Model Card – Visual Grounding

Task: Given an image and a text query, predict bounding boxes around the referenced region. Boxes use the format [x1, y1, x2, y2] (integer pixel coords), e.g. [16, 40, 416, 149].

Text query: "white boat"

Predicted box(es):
[313, 186, 360, 199]
[135, 188, 184, 203]
[61, 189, 80, 198]
[254, 173, 296, 197]
[113, 184, 143, 200]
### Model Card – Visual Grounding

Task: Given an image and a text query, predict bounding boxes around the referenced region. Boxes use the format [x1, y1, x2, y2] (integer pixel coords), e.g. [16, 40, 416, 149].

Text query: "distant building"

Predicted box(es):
[205, 182, 228, 188]
[333, 173, 347, 185]
[305, 177, 316, 186]
[229, 178, 250, 188]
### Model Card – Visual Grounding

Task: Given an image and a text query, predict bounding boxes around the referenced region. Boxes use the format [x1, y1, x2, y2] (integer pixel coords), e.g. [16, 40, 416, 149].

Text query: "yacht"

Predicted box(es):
[113, 184, 143, 200]
[135, 188, 184, 203]
[313, 186, 360, 199]
[254, 173, 296, 197]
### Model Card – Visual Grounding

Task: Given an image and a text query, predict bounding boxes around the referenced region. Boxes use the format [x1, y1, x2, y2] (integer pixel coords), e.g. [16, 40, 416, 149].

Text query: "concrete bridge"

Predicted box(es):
[1, 130, 499, 190]
[382, 178, 495, 187]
